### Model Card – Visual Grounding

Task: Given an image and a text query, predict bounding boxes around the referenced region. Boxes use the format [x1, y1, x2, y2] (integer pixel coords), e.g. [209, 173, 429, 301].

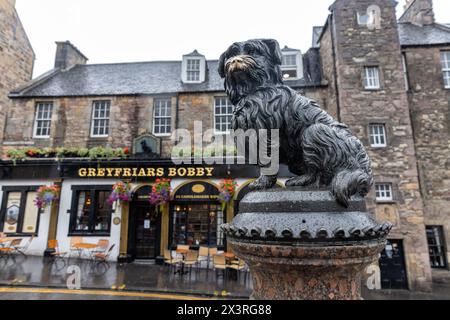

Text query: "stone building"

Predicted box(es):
[0, 0, 449, 293]
[0, 0, 34, 143]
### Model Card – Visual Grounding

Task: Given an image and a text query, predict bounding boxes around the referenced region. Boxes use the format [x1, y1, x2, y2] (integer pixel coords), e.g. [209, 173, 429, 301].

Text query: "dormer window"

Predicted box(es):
[182, 50, 206, 83]
[186, 59, 200, 82]
[281, 46, 303, 80]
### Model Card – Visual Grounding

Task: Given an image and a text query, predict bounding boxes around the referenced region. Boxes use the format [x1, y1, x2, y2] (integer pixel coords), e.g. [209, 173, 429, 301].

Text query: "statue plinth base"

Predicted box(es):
[222, 188, 392, 300]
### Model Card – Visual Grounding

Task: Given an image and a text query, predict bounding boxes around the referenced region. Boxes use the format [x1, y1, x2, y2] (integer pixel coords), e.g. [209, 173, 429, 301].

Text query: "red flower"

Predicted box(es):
[123, 147, 130, 155]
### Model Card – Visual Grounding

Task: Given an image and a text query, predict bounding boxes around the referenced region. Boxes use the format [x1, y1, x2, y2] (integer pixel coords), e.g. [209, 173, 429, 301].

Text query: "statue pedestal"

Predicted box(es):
[222, 188, 392, 300]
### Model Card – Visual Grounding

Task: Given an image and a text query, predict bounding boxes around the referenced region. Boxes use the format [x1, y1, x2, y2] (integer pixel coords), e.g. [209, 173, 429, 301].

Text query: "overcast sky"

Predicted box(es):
[15, 0, 450, 78]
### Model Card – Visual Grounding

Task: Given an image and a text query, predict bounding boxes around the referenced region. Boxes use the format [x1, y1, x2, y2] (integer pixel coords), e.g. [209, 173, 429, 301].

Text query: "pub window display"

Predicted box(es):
[69, 187, 112, 235]
[171, 204, 224, 248]
[0, 187, 41, 235]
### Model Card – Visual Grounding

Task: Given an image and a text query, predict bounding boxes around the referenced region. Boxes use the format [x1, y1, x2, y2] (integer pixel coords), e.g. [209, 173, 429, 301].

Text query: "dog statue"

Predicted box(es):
[218, 39, 374, 207]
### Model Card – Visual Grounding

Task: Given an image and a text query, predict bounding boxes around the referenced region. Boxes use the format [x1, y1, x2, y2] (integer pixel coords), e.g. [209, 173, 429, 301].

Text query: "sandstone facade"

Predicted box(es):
[0, 0, 34, 143]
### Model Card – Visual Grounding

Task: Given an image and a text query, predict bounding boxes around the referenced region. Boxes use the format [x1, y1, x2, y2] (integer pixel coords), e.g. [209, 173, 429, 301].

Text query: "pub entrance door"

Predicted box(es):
[128, 204, 161, 260]
[379, 240, 408, 290]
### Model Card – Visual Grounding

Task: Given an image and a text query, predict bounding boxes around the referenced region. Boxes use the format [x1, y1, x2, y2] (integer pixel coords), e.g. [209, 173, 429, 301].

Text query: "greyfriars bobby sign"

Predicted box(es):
[133, 134, 161, 158]
[220, 39, 392, 300]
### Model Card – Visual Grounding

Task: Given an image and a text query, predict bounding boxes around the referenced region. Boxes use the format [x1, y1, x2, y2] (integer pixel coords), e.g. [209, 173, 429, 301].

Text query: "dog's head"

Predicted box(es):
[218, 39, 284, 104]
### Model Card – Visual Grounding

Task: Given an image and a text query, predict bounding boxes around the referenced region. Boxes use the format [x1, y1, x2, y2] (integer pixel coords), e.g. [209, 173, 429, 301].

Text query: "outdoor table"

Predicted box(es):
[224, 253, 239, 281]
[175, 249, 189, 275]
[73, 243, 98, 259]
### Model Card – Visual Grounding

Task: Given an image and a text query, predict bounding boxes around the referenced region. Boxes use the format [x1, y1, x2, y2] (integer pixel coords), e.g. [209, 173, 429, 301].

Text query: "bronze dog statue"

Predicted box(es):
[218, 39, 373, 207]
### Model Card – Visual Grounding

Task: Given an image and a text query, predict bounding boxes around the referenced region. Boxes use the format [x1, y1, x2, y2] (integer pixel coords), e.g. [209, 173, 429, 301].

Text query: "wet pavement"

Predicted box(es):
[0, 255, 252, 298]
[1, 255, 449, 300]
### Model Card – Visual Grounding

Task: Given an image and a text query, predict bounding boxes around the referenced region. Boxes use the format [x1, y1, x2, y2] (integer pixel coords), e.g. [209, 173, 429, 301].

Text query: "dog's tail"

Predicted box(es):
[331, 169, 373, 208]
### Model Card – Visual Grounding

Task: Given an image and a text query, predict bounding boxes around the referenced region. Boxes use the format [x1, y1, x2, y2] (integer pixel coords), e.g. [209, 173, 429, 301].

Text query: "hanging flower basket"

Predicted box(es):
[218, 179, 238, 211]
[149, 179, 171, 214]
[107, 182, 133, 205]
[34, 185, 60, 209]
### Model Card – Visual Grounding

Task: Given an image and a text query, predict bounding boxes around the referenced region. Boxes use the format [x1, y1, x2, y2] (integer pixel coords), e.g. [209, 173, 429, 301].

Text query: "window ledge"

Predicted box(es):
[376, 200, 396, 205]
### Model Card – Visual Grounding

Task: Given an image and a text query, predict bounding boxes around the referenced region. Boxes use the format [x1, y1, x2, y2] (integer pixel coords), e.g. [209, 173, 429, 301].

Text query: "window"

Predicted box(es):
[90, 101, 110, 137]
[426, 226, 447, 269]
[441, 51, 450, 89]
[363, 67, 381, 89]
[281, 53, 299, 79]
[375, 183, 393, 202]
[369, 123, 387, 147]
[186, 59, 200, 82]
[0, 187, 41, 235]
[69, 186, 112, 235]
[214, 97, 234, 134]
[33, 102, 53, 138]
[153, 99, 172, 136]
[171, 204, 224, 248]
[402, 54, 409, 91]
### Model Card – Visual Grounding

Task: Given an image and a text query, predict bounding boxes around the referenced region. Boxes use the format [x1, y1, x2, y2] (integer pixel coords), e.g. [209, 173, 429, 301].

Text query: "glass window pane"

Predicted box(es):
[75, 191, 91, 231]
[3, 192, 21, 234]
[22, 192, 39, 234]
[94, 191, 112, 231]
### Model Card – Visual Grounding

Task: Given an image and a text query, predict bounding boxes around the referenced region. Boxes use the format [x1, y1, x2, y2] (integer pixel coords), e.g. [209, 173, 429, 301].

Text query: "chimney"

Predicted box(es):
[54, 41, 88, 70]
[399, 0, 435, 26]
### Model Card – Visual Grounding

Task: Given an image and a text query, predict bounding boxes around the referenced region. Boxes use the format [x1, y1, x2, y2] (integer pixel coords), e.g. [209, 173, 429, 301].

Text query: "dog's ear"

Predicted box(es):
[261, 39, 282, 65]
[218, 52, 227, 78]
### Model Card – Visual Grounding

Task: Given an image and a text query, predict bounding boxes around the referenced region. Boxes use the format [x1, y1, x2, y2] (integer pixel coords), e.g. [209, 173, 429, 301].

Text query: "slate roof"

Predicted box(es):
[11, 57, 323, 98]
[398, 22, 450, 46]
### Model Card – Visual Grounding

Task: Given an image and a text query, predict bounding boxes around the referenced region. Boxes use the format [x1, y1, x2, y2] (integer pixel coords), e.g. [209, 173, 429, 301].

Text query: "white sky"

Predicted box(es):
[15, 0, 450, 78]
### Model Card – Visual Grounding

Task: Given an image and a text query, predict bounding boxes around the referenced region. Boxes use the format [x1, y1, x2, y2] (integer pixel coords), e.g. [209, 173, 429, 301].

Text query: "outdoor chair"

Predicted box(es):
[91, 244, 115, 273]
[11, 236, 34, 257]
[197, 246, 209, 269]
[227, 259, 247, 282]
[176, 245, 190, 259]
[47, 240, 68, 270]
[0, 243, 15, 266]
[213, 255, 227, 281]
[183, 250, 199, 276]
[69, 237, 84, 258]
[164, 249, 182, 272]
[92, 239, 109, 255]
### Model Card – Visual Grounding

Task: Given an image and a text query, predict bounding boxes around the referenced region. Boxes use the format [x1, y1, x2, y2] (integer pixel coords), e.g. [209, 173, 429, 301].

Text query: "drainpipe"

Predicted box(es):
[330, 13, 342, 122]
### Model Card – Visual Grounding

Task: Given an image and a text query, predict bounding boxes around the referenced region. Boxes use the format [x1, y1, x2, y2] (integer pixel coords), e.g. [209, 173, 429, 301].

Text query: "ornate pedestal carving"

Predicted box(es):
[223, 188, 392, 300]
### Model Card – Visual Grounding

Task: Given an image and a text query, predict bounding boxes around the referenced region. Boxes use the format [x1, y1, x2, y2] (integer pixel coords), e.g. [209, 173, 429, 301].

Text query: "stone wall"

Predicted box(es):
[400, 0, 435, 26]
[329, 0, 432, 291]
[404, 45, 450, 267]
[0, 0, 34, 144]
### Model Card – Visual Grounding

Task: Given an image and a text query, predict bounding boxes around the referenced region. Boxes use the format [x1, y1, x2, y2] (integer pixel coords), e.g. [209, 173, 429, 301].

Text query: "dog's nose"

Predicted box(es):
[231, 56, 244, 64]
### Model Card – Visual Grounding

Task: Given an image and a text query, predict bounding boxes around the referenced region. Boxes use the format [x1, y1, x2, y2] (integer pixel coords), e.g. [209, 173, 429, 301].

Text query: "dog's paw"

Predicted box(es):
[285, 175, 317, 187]
[249, 175, 278, 190]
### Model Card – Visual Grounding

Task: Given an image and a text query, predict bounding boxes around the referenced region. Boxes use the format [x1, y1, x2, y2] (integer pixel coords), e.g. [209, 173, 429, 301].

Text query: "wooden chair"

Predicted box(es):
[164, 249, 182, 272]
[183, 250, 199, 276]
[47, 240, 67, 270]
[69, 237, 84, 258]
[209, 247, 218, 257]
[197, 246, 209, 269]
[227, 258, 247, 281]
[0, 241, 15, 265]
[11, 236, 34, 257]
[213, 255, 227, 280]
[91, 244, 115, 273]
[92, 239, 109, 254]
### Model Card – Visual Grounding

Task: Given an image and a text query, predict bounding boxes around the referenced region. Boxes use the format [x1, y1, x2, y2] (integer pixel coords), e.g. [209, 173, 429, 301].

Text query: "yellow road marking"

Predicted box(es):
[0, 287, 216, 300]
